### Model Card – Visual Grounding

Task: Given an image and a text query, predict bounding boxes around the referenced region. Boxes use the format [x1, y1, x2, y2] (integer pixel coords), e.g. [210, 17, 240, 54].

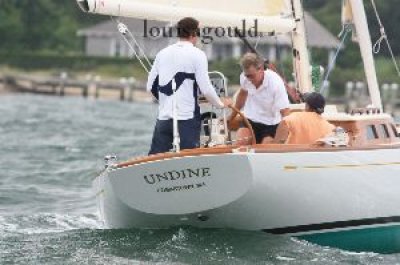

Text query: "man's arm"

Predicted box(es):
[280, 108, 290, 117]
[228, 89, 248, 120]
[273, 120, 290, 144]
[195, 53, 225, 108]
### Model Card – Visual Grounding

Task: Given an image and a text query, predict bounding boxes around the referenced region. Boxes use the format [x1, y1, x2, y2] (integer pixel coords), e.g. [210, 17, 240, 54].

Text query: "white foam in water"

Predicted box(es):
[0, 216, 19, 233]
[171, 228, 187, 242]
[0, 213, 102, 235]
[276, 256, 296, 261]
[341, 250, 380, 256]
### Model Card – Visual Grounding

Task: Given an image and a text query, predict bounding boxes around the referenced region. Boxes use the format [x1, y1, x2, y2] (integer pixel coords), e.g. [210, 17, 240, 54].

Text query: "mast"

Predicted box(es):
[348, 0, 382, 110]
[290, 0, 313, 93]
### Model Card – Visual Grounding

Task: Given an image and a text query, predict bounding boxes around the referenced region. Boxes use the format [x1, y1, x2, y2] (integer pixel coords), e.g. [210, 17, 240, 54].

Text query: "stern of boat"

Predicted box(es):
[93, 153, 253, 227]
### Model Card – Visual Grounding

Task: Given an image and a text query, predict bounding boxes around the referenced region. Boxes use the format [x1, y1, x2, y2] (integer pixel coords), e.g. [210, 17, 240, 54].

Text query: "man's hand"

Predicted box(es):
[280, 108, 290, 117]
[221, 98, 233, 108]
[273, 121, 289, 144]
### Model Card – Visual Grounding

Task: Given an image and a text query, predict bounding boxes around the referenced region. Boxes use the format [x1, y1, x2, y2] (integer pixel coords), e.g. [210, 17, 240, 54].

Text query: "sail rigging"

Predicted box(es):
[76, 0, 295, 33]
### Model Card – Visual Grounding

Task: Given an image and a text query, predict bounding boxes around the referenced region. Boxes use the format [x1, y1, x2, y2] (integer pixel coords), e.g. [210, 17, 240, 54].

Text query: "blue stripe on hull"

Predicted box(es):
[299, 224, 400, 254]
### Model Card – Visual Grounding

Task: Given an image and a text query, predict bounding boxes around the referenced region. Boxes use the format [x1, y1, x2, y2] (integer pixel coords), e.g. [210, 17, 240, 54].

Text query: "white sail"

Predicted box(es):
[77, 0, 295, 33]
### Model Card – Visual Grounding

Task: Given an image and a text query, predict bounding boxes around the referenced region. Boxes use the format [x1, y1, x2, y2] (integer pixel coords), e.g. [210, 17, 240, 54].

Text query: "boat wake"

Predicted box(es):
[0, 214, 395, 264]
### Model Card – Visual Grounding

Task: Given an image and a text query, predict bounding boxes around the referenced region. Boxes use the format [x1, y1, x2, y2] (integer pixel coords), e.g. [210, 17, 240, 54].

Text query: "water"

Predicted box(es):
[1, 94, 400, 264]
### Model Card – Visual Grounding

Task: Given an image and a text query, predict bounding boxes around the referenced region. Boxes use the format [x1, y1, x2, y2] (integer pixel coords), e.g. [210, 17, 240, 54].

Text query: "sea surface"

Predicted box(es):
[1, 94, 400, 265]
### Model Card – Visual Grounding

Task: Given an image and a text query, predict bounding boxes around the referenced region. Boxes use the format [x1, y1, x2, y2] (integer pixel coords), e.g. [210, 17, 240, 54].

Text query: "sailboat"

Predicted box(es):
[77, 0, 400, 253]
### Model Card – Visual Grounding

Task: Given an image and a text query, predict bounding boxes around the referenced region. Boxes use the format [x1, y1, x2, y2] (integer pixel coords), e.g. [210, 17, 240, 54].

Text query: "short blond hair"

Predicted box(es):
[240, 53, 264, 70]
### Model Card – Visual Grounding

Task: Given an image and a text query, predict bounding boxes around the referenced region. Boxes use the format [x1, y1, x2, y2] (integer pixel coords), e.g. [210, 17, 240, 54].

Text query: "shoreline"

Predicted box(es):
[0, 81, 155, 102]
[0, 73, 154, 102]
[0, 83, 11, 95]
[1, 76, 399, 117]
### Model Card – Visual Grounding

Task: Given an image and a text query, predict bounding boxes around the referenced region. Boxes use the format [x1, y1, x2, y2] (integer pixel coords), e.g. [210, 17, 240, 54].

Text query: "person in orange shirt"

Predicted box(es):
[274, 92, 335, 144]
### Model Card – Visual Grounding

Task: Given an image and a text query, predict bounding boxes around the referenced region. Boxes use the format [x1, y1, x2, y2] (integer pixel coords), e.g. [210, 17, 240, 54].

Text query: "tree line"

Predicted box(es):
[0, 0, 102, 53]
[0, 0, 398, 56]
[305, 0, 400, 58]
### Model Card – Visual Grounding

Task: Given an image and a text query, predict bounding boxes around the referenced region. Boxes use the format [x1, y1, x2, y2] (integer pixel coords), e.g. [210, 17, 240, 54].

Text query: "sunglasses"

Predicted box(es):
[244, 68, 262, 79]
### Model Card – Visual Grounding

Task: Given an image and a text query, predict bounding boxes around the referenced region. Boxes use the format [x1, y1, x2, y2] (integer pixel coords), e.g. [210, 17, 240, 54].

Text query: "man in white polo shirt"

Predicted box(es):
[147, 17, 230, 154]
[228, 53, 290, 144]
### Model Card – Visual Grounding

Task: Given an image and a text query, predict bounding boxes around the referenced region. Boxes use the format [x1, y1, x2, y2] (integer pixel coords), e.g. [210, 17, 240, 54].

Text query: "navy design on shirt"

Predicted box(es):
[151, 72, 196, 98]
[150, 76, 160, 100]
[151, 72, 200, 118]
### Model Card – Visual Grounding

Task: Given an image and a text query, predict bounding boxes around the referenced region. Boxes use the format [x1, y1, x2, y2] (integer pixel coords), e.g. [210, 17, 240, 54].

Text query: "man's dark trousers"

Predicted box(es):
[148, 117, 201, 155]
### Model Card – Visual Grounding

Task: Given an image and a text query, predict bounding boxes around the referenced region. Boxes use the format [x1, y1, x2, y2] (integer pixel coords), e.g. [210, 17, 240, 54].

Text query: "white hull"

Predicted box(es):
[94, 148, 400, 235]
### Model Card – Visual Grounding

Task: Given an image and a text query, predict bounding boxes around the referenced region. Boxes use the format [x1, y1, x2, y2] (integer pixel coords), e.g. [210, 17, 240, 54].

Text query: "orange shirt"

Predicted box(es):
[283, 112, 335, 144]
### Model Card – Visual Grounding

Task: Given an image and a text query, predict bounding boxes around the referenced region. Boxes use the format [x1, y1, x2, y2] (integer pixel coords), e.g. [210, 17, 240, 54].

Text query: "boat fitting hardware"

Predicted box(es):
[104, 155, 118, 169]
[197, 214, 209, 222]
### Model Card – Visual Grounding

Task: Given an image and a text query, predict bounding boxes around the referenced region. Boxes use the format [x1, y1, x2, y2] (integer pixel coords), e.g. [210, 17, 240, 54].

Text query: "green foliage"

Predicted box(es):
[0, 2, 24, 49]
[304, 0, 400, 58]
[209, 58, 241, 85]
[0, 52, 146, 78]
[304, 0, 342, 34]
[0, 0, 399, 92]
[304, 0, 400, 95]
[374, 56, 400, 83]
[1, 0, 398, 56]
[0, 0, 103, 52]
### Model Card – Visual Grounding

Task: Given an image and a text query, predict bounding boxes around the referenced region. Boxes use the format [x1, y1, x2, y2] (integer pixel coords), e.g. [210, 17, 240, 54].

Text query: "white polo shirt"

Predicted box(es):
[147, 41, 223, 120]
[240, 69, 290, 125]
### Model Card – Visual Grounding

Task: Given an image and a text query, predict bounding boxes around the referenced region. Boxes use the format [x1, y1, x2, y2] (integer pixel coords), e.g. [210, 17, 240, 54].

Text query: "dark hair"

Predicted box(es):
[304, 92, 326, 114]
[177, 17, 199, 38]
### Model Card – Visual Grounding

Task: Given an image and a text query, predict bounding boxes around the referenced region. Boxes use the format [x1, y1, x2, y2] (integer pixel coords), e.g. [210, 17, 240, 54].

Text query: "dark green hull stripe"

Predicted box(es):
[263, 216, 400, 234]
[300, 225, 400, 254]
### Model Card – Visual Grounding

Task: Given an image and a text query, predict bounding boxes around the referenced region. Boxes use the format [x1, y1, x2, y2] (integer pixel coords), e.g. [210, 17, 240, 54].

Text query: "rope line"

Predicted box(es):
[320, 25, 351, 94]
[370, 0, 400, 77]
[125, 25, 153, 69]
[110, 17, 152, 73]
[254, 35, 261, 50]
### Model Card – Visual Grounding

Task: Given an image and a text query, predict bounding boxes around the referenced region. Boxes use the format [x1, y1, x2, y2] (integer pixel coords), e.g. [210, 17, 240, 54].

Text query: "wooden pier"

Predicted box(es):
[0, 73, 152, 102]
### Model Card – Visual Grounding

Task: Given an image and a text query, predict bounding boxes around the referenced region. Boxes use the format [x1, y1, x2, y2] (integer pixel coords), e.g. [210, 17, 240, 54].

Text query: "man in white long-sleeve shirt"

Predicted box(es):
[147, 17, 230, 154]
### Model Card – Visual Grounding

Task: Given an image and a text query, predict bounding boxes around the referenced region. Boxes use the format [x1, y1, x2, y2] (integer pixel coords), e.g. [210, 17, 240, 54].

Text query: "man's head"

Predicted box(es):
[240, 53, 264, 87]
[177, 17, 199, 44]
[304, 92, 326, 114]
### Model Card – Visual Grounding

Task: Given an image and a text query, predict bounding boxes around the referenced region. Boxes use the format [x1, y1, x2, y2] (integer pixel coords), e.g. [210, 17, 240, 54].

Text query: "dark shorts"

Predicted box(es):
[148, 118, 201, 155]
[241, 119, 279, 144]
